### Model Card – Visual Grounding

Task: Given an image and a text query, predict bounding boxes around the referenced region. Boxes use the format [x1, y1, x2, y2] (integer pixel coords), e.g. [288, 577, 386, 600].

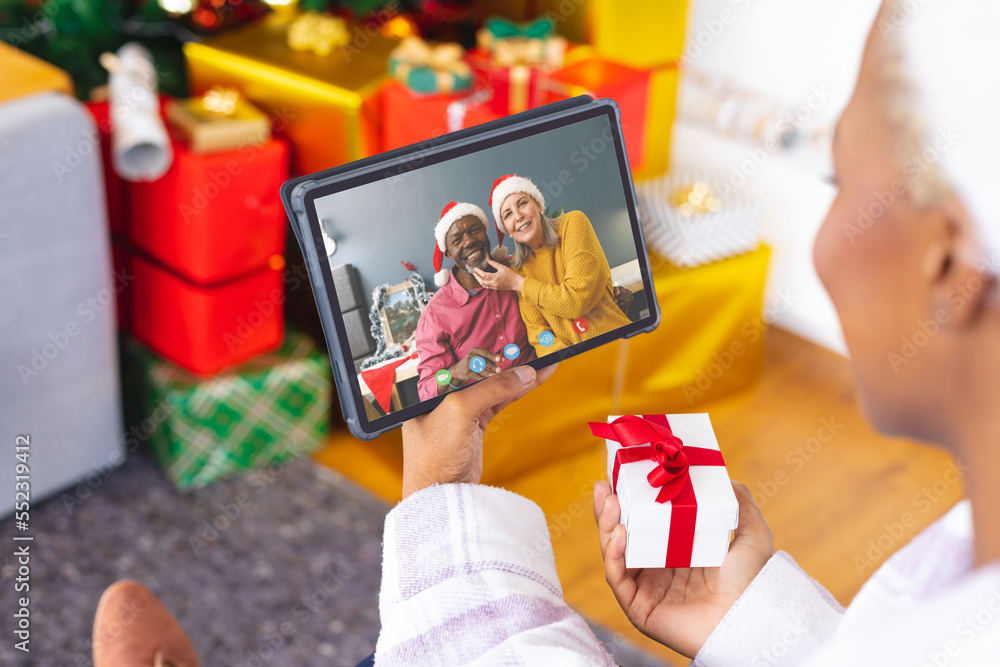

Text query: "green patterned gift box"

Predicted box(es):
[121, 329, 332, 490]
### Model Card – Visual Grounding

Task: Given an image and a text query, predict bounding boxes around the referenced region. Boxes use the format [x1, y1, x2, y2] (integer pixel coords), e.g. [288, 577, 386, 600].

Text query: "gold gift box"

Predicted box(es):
[184, 15, 400, 175]
[165, 94, 272, 153]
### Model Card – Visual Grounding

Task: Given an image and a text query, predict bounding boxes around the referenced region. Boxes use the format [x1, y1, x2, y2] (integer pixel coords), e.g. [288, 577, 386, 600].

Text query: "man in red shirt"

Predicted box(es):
[416, 201, 536, 400]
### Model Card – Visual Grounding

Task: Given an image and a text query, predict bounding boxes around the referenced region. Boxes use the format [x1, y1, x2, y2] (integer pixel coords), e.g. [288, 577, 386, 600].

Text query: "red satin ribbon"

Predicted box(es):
[589, 414, 725, 567]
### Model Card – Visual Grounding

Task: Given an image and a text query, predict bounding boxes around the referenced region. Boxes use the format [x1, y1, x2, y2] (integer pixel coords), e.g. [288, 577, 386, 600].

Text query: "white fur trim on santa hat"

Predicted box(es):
[435, 202, 489, 251]
[490, 175, 546, 232]
[434, 269, 451, 287]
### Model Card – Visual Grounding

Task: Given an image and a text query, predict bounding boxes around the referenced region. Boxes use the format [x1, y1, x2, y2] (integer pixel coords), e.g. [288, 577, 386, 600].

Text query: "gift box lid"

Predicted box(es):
[604, 414, 739, 533]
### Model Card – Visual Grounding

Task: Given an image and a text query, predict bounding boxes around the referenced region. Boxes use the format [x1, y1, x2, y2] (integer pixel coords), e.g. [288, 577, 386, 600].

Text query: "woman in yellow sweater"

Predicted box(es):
[473, 174, 631, 354]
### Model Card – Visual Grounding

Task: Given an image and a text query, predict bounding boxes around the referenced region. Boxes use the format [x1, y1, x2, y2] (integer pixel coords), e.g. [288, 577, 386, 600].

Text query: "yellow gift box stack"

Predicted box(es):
[184, 14, 400, 175]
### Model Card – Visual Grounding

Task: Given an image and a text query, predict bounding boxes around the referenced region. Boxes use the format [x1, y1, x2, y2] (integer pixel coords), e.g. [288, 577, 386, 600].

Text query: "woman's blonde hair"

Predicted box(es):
[510, 210, 561, 269]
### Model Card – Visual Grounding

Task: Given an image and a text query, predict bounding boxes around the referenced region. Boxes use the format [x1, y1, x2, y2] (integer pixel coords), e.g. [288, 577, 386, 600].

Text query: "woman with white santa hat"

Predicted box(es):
[473, 173, 633, 353]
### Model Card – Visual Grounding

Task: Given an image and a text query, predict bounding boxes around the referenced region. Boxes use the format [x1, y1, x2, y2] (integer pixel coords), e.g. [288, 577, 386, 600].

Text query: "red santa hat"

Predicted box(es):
[433, 201, 489, 287]
[489, 174, 546, 237]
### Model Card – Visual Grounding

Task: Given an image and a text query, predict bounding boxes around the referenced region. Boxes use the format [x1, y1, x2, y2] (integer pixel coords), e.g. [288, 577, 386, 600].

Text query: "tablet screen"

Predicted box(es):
[306, 108, 653, 428]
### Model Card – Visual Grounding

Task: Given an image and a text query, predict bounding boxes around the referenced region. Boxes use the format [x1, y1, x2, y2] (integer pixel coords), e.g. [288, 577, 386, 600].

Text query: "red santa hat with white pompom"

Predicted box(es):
[433, 201, 491, 287]
[489, 174, 546, 235]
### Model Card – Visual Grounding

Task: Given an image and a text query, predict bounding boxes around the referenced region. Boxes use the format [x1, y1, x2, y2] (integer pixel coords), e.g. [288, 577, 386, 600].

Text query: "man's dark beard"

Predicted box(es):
[461, 245, 493, 275]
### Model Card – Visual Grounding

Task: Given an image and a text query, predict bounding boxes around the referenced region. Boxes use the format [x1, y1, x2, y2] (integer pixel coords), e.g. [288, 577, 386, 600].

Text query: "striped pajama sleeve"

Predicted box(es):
[375, 484, 616, 666]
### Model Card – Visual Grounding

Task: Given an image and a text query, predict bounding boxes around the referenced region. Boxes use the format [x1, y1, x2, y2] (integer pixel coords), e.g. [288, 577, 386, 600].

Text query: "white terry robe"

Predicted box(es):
[375, 484, 1000, 666]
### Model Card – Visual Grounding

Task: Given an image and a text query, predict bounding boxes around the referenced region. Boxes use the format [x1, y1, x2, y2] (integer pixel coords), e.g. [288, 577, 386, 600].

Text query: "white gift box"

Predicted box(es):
[636, 174, 764, 268]
[604, 414, 739, 569]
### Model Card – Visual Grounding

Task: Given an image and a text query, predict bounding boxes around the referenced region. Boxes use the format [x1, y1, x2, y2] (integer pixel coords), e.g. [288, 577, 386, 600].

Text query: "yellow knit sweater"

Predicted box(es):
[516, 210, 632, 353]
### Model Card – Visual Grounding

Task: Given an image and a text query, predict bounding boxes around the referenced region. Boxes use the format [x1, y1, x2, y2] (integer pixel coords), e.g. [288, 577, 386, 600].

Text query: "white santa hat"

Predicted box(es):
[895, 0, 1000, 268]
[433, 201, 490, 287]
[489, 174, 546, 237]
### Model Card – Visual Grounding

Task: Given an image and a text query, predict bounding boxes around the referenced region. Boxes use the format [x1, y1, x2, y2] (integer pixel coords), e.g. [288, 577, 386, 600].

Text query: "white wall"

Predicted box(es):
[670, 0, 884, 353]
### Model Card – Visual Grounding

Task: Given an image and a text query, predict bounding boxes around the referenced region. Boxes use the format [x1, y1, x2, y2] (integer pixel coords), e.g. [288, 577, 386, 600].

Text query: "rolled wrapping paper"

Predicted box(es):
[107, 43, 172, 182]
[388, 36, 472, 95]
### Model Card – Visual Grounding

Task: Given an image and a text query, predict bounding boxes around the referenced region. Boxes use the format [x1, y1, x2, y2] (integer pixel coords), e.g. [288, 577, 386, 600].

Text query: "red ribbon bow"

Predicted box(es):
[589, 414, 726, 567]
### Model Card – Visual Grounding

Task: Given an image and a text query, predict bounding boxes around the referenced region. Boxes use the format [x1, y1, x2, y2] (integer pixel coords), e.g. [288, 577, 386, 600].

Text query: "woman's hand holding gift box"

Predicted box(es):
[589, 413, 775, 658]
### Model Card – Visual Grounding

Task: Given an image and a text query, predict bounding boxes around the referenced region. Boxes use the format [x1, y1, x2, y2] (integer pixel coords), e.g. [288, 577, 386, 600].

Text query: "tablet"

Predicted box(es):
[281, 96, 660, 440]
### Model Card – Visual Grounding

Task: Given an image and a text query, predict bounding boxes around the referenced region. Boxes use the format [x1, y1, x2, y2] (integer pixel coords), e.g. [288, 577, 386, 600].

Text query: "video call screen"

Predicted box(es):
[312, 114, 649, 419]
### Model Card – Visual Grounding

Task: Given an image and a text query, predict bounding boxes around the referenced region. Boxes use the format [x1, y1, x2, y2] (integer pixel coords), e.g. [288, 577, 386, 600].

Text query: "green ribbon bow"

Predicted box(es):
[484, 16, 555, 40]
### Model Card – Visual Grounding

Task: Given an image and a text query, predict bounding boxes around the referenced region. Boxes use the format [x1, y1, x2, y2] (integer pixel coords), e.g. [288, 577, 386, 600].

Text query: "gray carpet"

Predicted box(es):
[0, 451, 669, 666]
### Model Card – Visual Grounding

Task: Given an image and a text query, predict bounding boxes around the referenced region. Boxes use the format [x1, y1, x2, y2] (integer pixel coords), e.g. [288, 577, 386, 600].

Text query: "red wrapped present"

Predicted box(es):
[467, 47, 548, 116]
[544, 58, 652, 170]
[468, 16, 568, 116]
[127, 133, 289, 286]
[129, 249, 285, 375]
[379, 81, 502, 152]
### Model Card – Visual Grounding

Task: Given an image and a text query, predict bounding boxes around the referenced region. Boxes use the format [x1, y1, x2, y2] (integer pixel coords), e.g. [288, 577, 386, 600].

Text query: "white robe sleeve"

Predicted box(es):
[375, 483, 616, 666]
[692, 551, 845, 667]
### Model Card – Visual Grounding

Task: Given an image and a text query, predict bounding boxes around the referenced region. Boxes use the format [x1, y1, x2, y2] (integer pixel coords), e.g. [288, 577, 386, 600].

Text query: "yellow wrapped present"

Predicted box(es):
[184, 14, 400, 175]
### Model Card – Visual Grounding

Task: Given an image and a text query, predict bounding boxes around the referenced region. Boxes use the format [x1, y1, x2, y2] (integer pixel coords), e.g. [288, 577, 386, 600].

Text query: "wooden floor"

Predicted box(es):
[314, 328, 964, 665]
